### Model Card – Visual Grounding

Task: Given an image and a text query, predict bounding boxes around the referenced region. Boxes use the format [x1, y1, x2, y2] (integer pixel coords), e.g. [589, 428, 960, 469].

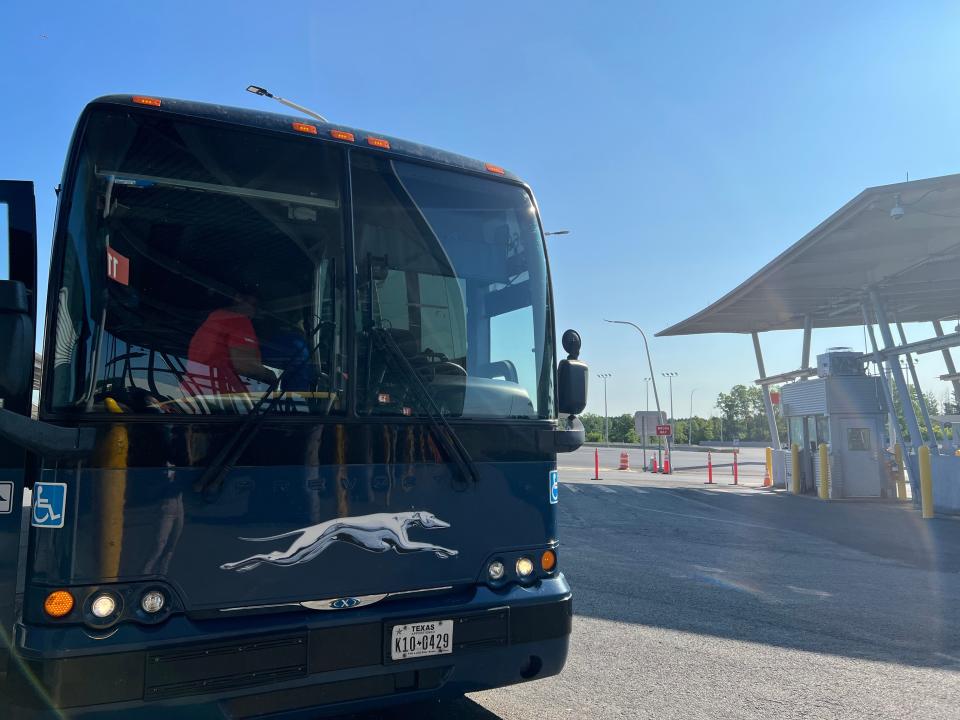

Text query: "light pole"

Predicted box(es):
[605, 319, 669, 472]
[662, 371, 678, 469]
[689, 388, 697, 446]
[597, 373, 612, 444]
[662, 371, 678, 429]
[643, 377, 651, 469]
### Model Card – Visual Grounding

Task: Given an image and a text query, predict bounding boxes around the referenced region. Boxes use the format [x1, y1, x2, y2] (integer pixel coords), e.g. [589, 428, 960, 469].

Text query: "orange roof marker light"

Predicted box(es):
[292, 122, 318, 135]
[485, 163, 505, 175]
[366, 136, 391, 150]
[132, 96, 161, 107]
[330, 129, 355, 142]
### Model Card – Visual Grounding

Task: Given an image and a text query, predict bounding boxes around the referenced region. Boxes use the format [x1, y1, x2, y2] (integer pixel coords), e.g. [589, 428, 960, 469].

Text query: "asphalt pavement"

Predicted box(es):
[343, 446, 960, 720]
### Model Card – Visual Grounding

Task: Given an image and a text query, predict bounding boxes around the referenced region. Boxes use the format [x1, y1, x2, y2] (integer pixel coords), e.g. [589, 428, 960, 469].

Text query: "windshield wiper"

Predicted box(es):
[194, 331, 326, 500]
[370, 327, 479, 487]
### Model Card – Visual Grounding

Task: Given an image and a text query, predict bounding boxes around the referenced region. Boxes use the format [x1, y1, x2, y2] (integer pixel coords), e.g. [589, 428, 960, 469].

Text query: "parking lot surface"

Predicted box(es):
[342, 446, 960, 720]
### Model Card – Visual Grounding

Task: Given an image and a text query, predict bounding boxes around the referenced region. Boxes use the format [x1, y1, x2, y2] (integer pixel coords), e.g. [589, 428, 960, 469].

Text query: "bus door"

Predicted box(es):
[0, 180, 38, 683]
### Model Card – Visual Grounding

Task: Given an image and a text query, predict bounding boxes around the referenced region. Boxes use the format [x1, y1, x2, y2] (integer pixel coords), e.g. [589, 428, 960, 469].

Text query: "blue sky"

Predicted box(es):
[3, 1, 960, 417]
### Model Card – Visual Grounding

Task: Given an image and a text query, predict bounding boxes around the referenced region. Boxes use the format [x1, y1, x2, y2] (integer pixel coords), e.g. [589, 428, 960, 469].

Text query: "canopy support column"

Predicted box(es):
[870, 290, 924, 498]
[897, 322, 938, 454]
[933, 320, 960, 403]
[801, 315, 812, 370]
[863, 305, 916, 499]
[752, 331, 780, 447]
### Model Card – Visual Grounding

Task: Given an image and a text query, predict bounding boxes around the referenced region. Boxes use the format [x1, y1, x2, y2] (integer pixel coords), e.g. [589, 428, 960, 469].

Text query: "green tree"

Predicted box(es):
[889, 384, 948, 442]
[580, 413, 604, 442]
[608, 414, 638, 443]
[713, 383, 783, 442]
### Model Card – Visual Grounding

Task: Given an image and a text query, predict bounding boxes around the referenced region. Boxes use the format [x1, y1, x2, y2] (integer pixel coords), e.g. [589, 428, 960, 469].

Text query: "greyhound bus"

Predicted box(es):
[0, 94, 587, 717]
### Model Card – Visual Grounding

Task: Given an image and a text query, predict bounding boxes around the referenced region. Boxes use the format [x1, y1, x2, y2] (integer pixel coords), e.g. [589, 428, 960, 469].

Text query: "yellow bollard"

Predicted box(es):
[790, 443, 801, 495]
[894, 444, 907, 500]
[764, 447, 773, 487]
[919, 445, 934, 519]
[818, 443, 830, 500]
[97, 397, 128, 577]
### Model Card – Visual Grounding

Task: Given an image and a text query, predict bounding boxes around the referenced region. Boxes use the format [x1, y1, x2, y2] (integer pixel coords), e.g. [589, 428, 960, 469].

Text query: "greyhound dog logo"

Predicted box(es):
[220, 511, 458, 573]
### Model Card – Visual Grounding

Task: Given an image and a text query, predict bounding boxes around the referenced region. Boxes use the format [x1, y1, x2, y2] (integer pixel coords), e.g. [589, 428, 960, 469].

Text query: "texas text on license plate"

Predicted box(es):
[391, 619, 453, 660]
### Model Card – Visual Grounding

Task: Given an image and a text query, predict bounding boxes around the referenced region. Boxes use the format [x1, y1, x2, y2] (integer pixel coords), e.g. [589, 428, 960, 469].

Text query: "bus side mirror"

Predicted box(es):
[0, 280, 33, 401]
[557, 329, 588, 416]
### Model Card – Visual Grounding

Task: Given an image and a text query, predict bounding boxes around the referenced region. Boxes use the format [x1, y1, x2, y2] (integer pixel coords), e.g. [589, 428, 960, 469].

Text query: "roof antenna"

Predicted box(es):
[246, 85, 328, 124]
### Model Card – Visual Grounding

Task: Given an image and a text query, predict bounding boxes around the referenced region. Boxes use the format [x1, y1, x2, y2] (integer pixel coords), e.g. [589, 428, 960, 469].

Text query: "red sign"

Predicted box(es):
[656, 424, 672, 436]
[770, 391, 781, 405]
[106, 247, 130, 286]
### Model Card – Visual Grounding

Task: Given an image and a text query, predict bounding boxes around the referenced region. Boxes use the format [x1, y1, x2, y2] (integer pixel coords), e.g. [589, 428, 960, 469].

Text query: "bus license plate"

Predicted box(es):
[391, 620, 453, 660]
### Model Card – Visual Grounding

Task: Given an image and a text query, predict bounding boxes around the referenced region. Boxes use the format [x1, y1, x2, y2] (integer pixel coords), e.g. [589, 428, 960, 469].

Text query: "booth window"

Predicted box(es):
[847, 428, 871, 451]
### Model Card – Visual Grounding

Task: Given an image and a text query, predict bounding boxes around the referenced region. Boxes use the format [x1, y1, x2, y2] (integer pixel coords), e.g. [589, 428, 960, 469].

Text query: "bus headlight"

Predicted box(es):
[90, 592, 119, 619]
[516, 557, 535, 578]
[488, 561, 506, 581]
[141, 590, 165, 614]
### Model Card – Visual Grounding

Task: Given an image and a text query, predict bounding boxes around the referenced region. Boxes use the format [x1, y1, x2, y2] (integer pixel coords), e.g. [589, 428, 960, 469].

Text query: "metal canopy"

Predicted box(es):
[658, 173, 960, 337]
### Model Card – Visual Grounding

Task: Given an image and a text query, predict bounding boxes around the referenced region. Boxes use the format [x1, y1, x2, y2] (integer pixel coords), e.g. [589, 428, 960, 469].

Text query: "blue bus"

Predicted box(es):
[0, 94, 588, 717]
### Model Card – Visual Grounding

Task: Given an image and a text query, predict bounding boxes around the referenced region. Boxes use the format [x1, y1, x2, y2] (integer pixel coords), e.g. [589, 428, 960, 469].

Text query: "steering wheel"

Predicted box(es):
[431, 361, 467, 377]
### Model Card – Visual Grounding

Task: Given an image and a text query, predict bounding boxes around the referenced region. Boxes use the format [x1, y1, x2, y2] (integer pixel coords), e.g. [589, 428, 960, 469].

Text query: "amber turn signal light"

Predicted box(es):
[541, 549, 557, 573]
[131, 96, 161, 107]
[44, 590, 75, 618]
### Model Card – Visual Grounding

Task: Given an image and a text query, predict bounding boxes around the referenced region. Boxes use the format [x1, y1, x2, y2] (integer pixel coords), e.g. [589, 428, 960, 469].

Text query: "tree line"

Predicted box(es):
[581, 383, 783, 444]
[581, 382, 955, 445]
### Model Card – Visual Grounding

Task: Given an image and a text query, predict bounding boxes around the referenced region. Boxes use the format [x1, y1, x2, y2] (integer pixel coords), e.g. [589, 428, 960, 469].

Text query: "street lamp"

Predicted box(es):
[662, 372, 678, 429]
[604, 319, 669, 472]
[689, 388, 697, 446]
[642, 377, 651, 470]
[597, 373, 612, 444]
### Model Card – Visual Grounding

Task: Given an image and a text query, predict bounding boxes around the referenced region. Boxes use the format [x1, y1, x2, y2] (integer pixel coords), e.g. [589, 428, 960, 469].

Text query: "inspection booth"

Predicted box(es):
[780, 349, 892, 498]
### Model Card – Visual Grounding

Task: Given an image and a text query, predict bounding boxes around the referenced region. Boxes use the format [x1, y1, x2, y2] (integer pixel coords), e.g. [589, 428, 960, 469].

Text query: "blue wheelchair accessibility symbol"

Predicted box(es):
[32, 482, 67, 529]
[549, 470, 559, 505]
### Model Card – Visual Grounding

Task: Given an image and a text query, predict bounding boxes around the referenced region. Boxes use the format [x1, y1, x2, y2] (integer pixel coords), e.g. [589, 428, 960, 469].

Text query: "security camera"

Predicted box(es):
[890, 193, 904, 220]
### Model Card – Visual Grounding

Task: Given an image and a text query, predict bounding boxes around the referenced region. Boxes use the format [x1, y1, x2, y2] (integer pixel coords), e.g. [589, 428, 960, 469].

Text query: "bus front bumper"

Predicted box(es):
[8, 576, 571, 718]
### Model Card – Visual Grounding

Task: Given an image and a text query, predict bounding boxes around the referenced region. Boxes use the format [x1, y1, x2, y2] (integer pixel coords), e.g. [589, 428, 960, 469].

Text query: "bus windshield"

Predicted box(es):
[47, 109, 555, 419]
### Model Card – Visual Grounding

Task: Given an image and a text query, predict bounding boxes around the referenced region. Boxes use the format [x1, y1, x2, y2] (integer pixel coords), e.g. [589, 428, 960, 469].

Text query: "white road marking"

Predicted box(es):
[565, 484, 580, 493]
[628, 504, 779, 531]
[597, 486, 618, 494]
[786, 585, 832, 598]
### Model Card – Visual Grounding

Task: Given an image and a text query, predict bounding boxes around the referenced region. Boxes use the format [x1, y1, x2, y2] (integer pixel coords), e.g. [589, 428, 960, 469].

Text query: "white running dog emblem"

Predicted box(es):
[220, 511, 458, 572]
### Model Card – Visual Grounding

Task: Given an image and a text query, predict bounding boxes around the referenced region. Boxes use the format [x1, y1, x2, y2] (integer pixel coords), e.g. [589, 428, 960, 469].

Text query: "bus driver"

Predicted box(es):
[185, 282, 276, 402]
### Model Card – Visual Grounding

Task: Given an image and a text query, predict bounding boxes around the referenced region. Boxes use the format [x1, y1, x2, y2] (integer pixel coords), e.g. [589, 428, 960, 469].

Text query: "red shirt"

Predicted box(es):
[185, 309, 261, 395]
